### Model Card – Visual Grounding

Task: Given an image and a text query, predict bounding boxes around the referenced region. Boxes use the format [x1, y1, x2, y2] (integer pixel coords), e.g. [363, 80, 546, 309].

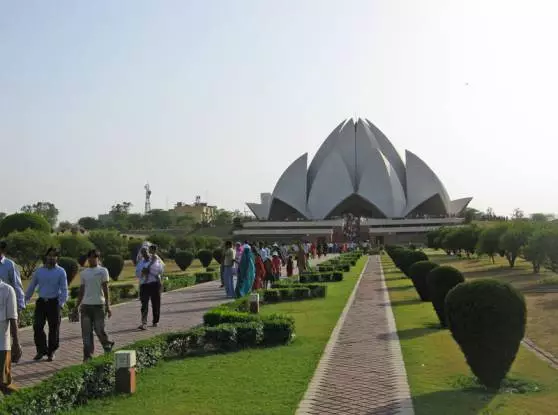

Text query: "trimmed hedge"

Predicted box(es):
[426, 266, 465, 327]
[407, 260, 439, 301]
[299, 271, 344, 283]
[174, 250, 194, 271]
[0, 318, 294, 414]
[58, 257, 79, 285]
[446, 279, 526, 389]
[195, 271, 218, 283]
[271, 282, 328, 298]
[103, 255, 124, 281]
[163, 275, 196, 292]
[197, 249, 213, 268]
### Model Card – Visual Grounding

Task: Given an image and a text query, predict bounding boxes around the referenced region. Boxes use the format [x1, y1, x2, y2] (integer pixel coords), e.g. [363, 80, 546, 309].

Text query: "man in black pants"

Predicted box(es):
[136, 246, 164, 330]
[25, 248, 68, 361]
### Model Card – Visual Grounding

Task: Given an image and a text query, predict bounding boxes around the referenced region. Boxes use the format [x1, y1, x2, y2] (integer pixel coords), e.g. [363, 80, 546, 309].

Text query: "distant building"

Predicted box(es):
[173, 201, 216, 224]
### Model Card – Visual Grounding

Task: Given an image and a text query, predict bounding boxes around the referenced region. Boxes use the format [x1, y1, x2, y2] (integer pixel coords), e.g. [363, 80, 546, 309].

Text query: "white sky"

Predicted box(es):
[1, 0, 557, 221]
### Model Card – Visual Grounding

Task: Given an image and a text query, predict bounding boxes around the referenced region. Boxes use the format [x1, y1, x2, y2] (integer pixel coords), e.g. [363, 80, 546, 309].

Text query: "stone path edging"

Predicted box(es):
[377, 256, 414, 415]
[296, 256, 370, 414]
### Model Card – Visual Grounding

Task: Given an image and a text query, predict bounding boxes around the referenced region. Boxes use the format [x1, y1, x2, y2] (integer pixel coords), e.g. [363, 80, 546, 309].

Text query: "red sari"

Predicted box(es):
[253, 256, 266, 290]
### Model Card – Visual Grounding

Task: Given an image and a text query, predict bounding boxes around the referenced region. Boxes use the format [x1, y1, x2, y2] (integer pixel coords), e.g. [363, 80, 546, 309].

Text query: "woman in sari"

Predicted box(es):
[296, 242, 307, 273]
[236, 246, 256, 297]
[252, 246, 266, 290]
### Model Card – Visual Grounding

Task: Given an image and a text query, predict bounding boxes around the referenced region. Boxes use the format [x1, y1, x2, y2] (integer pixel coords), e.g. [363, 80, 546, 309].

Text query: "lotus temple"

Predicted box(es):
[235, 118, 471, 244]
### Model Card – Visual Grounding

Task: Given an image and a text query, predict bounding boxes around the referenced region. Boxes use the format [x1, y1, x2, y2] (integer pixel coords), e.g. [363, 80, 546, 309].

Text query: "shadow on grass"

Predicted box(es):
[383, 285, 413, 292]
[390, 298, 423, 307]
[378, 326, 437, 341]
[366, 389, 495, 415]
[422, 321, 444, 330]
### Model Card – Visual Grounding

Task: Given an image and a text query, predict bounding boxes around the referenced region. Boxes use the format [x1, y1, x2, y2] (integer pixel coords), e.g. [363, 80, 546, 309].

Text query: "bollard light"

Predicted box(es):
[249, 293, 260, 314]
[115, 350, 137, 394]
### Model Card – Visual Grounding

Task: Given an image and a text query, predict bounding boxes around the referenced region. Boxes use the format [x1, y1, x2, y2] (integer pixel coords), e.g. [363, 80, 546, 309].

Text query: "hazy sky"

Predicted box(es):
[1, 0, 557, 222]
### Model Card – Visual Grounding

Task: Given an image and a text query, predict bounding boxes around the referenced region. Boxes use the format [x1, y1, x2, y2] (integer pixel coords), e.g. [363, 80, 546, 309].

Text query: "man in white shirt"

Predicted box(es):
[136, 245, 164, 330]
[76, 249, 114, 362]
[0, 280, 21, 394]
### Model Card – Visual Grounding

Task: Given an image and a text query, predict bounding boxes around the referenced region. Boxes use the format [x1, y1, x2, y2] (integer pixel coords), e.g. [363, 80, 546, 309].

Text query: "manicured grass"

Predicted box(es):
[426, 250, 558, 358]
[382, 255, 558, 415]
[67, 257, 367, 415]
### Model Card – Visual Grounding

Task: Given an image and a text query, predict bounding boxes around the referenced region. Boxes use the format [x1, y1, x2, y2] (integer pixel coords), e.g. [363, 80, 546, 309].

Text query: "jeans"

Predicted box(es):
[33, 298, 60, 355]
[223, 266, 234, 297]
[140, 281, 161, 325]
[80, 304, 112, 359]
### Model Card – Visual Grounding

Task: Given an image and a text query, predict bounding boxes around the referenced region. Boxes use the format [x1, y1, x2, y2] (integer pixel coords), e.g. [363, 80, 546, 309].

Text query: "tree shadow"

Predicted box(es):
[383, 285, 413, 292]
[422, 321, 444, 330]
[378, 326, 436, 341]
[390, 298, 423, 307]
[364, 389, 495, 415]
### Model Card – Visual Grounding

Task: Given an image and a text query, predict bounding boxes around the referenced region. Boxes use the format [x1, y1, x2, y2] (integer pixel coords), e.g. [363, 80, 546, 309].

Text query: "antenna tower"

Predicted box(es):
[144, 183, 152, 213]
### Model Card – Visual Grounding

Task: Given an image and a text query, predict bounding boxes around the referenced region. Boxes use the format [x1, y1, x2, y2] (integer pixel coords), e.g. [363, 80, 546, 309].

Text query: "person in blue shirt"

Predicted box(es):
[25, 247, 68, 362]
[0, 241, 25, 313]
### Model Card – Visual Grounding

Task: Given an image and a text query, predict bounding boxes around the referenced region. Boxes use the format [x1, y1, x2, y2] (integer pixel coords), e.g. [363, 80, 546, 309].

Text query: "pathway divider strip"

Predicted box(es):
[296, 256, 370, 415]
[377, 256, 414, 415]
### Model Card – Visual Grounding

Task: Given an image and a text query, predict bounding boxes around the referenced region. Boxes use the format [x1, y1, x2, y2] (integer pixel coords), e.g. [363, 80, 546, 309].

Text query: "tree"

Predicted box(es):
[147, 233, 174, 251]
[197, 249, 213, 268]
[127, 239, 144, 264]
[21, 201, 59, 227]
[127, 213, 146, 230]
[463, 208, 482, 224]
[477, 224, 508, 263]
[175, 236, 196, 251]
[58, 221, 73, 233]
[530, 213, 554, 222]
[0, 213, 51, 237]
[408, 261, 439, 301]
[108, 201, 133, 230]
[175, 251, 194, 271]
[427, 266, 465, 328]
[78, 216, 100, 230]
[511, 208, 525, 220]
[214, 209, 234, 226]
[0, 213, 6, 221]
[58, 257, 79, 285]
[88, 230, 127, 257]
[145, 209, 173, 229]
[5, 229, 57, 278]
[446, 279, 526, 389]
[524, 226, 558, 273]
[499, 223, 532, 267]
[103, 255, 124, 280]
[57, 234, 95, 260]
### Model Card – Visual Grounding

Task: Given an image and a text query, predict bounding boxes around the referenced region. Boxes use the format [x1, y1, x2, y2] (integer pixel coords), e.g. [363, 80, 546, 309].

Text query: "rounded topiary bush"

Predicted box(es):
[197, 249, 213, 268]
[446, 279, 526, 389]
[175, 250, 194, 271]
[408, 260, 439, 301]
[58, 257, 79, 285]
[212, 248, 223, 265]
[103, 254, 124, 281]
[401, 250, 429, 276]
[0, 213, 51, 237]
[426, 266, 465, 327]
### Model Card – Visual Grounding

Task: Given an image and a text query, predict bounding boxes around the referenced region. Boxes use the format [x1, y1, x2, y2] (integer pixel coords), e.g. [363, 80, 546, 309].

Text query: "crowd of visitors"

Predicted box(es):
[0, 237, 364, 393]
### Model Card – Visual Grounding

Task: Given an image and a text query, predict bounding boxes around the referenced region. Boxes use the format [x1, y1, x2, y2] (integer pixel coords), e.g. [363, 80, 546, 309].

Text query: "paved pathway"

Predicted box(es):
[297, 256, 414, 415]
[14, 254, 335, 388]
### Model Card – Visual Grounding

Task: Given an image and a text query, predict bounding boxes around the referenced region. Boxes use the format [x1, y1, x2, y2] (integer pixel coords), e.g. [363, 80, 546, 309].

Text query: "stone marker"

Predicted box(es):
[115, 350, 137, 394]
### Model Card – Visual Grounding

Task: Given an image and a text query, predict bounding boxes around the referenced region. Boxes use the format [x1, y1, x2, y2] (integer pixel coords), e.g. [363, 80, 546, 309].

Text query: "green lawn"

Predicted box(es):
[426, 250, 558, 358]
[382, 255, 558, 415]
[67, 257, 367, 415]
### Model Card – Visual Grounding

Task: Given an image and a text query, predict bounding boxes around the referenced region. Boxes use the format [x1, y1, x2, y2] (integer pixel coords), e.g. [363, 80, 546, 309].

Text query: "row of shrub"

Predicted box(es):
[385, 246, 527, 390]
[0, 315, 294, 415]
[299, 271, 344, 283]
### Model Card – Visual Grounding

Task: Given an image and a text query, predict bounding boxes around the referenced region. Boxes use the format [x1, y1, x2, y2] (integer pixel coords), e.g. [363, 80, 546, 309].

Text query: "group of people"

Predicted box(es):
[0, 240, 166, 393]
[219, 240, 331, 299]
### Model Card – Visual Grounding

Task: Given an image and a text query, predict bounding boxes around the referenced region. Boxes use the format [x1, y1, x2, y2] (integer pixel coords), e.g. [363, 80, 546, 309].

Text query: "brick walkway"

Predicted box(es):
[14, 254, 335, 388]
[297, 256, 414, 415]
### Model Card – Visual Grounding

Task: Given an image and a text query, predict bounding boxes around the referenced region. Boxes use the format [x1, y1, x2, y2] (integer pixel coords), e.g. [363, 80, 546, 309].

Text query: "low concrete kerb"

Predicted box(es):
[296, 256, 370, 415]
[377, 255, 414, 415]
